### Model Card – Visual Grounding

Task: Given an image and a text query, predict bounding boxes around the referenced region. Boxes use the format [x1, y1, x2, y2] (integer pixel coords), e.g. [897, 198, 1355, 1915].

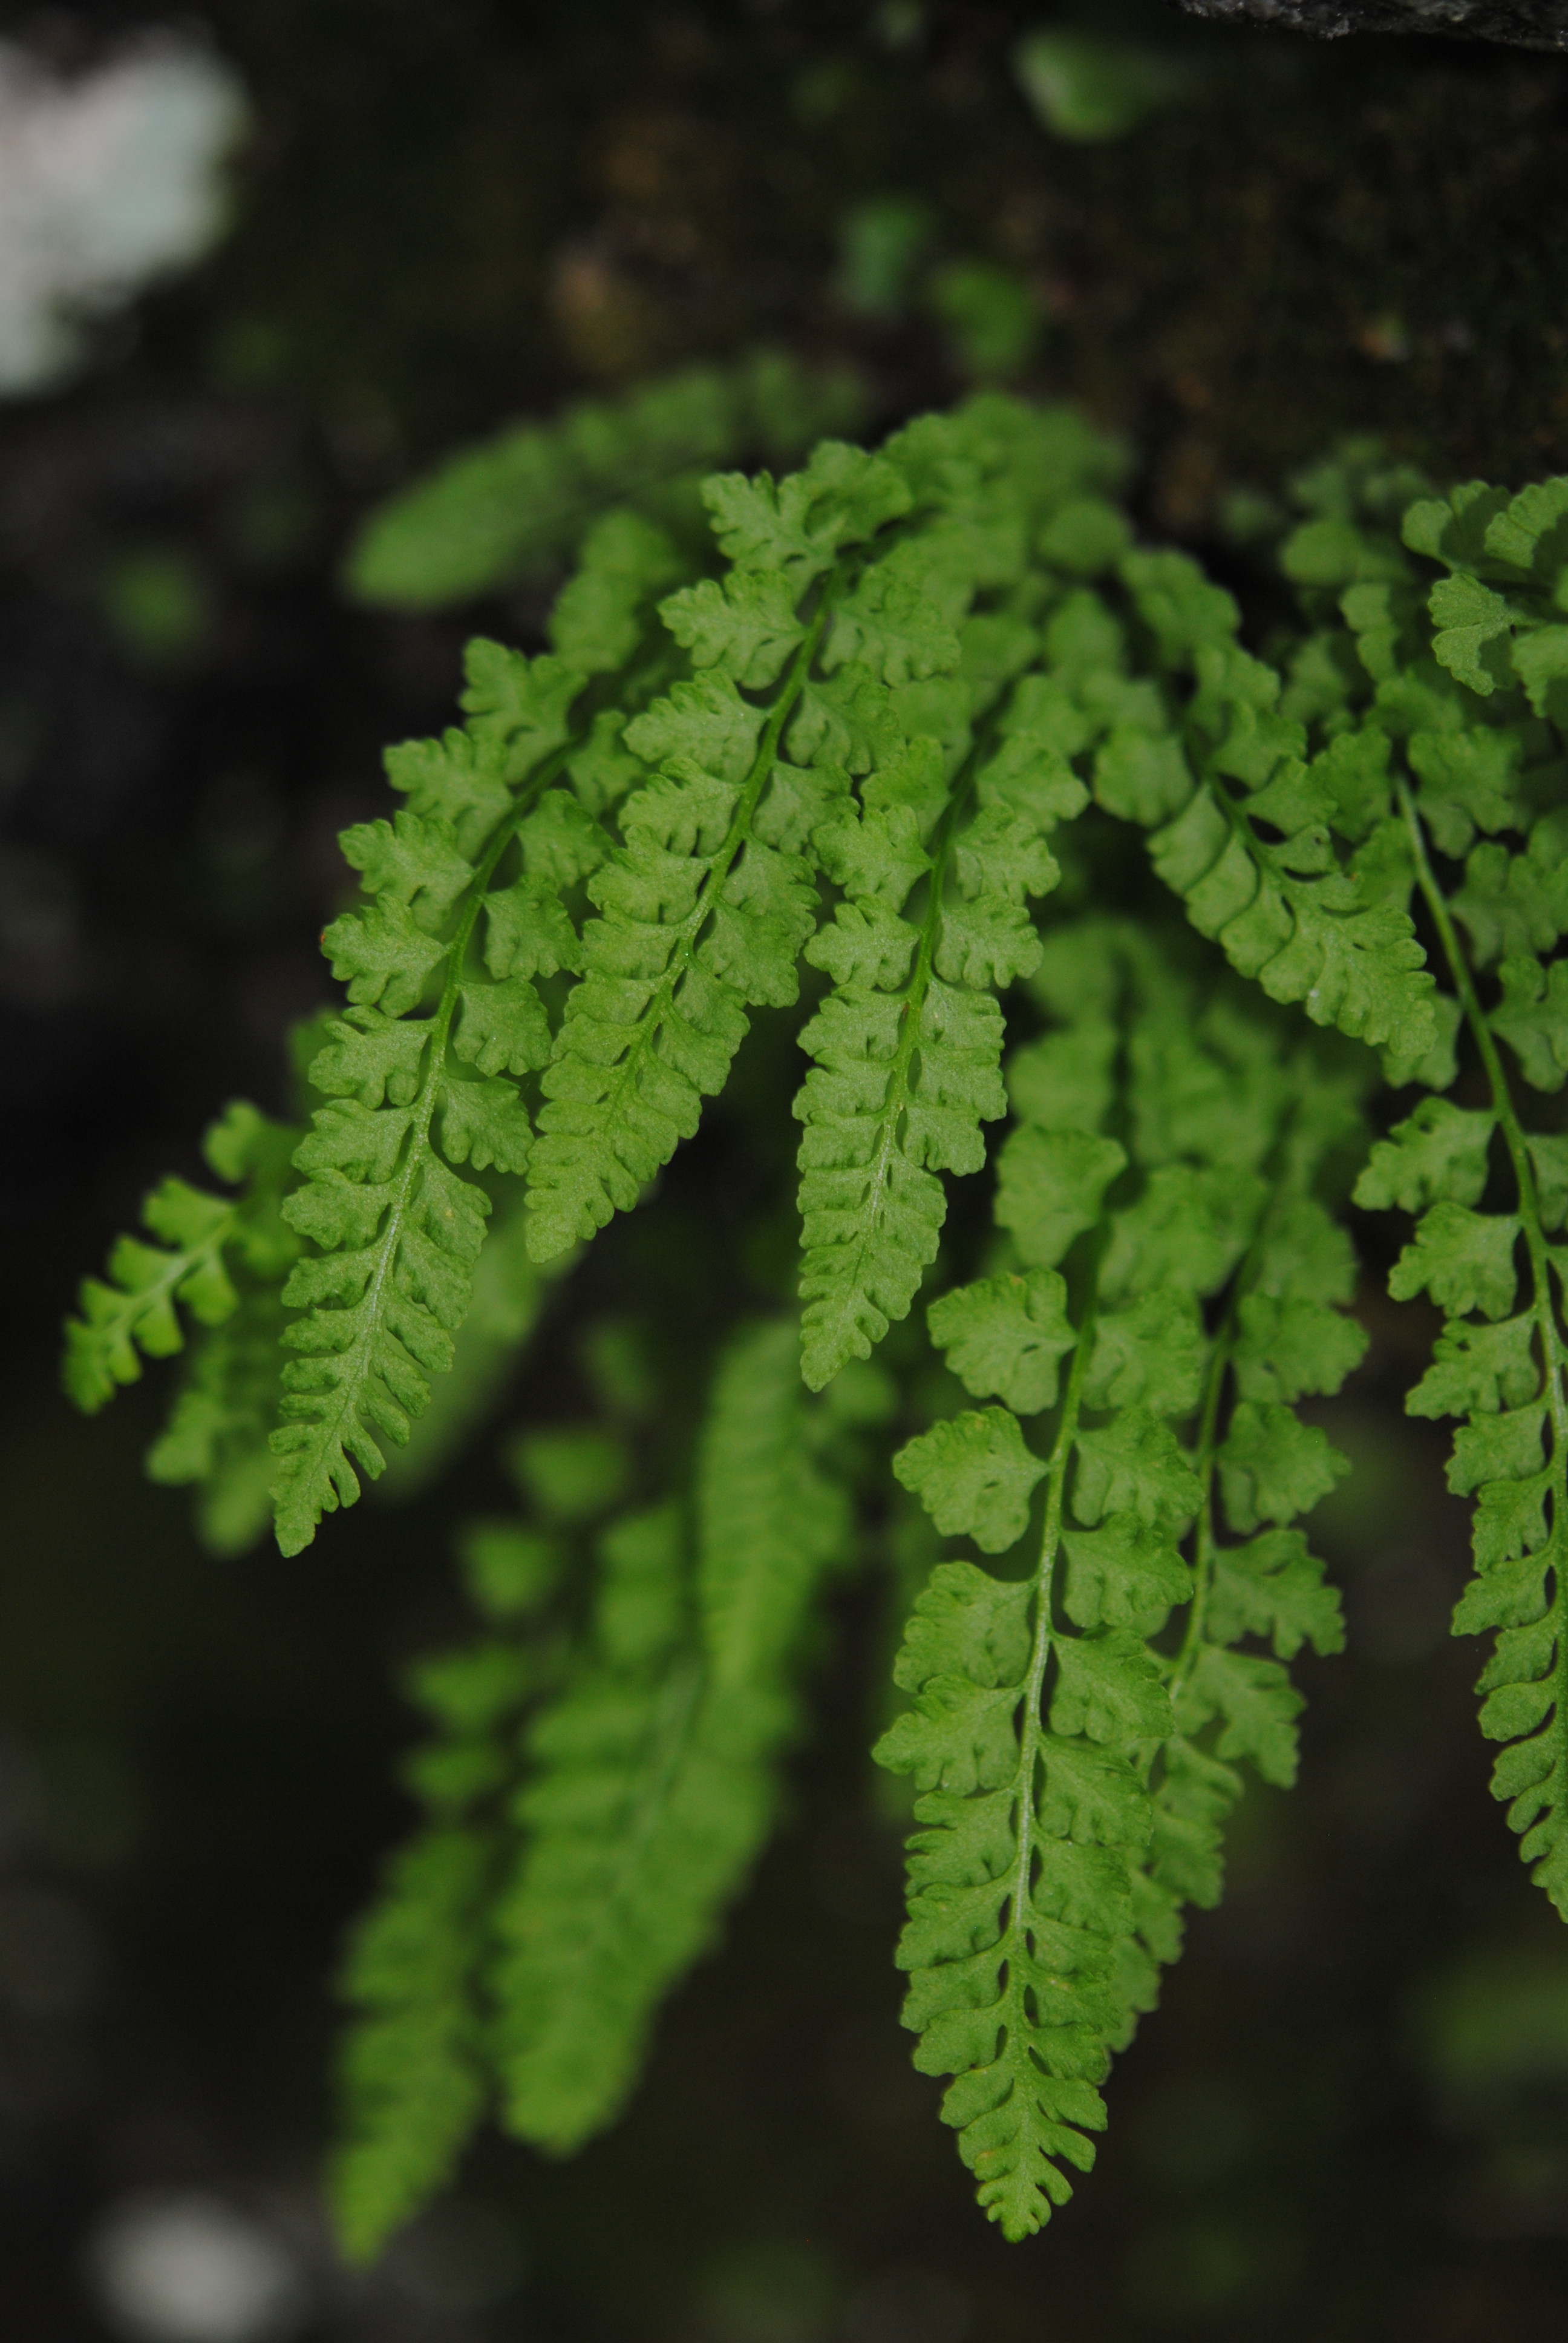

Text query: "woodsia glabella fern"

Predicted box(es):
[61, 380, 1568, 2258]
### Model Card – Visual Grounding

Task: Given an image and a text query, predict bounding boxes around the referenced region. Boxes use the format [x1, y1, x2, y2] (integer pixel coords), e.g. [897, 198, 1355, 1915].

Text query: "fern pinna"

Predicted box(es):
[59, 376, 1568, 2258]
[789, 406, 1117, 1388]
[64, 1099, 302, 1553]
[878, 918, 1363, 2236]
[332, 1317, 860, 2259]
[1276, 468, 1568, 1912]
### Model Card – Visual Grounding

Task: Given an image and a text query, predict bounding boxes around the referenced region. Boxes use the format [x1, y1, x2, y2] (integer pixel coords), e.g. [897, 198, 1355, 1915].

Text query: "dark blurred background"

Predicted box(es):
[5, 3, 1568, 2338]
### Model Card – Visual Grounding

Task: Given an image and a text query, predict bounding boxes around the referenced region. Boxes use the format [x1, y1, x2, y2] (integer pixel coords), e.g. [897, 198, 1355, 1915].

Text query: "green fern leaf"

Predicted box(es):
[1206, 1530, 1346, 1662]
[493, 1319, 853, 2152]
[1059, 1520, 1190, 1637]
[1175, 1647, 1303, 1788]
[1452, 813, 1568, 968]
[878, 913, 1366, 2235]
[874, 1556, 1138, 2240]
[145, 1277, 290, 1556]
[1387, 1204, 1521, 1321]
[332, 1826, 496, 2264]
[698, 1318, 850, 1688]
[1216, 1401, 1350, 1532]
[794, 727, 1074, 1388]
[1361, 767, 1568, 1919]
[374, 1189, 559, 1504]
[269, 637, 627, 1553]
[702, 438, 911, 582]
[1492, 955, 1568, 1092]
[791, 402, 1140, 1389]
[546, 510, 687, 675]
[330, 1512, 566, 2263]
[894, 1407, 1050, 1554]
[1061, 551, 1442, 1058]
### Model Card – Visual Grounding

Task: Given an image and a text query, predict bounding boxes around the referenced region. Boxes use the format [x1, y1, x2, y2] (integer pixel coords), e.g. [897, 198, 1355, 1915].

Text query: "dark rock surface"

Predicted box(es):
[1168, 0, 1568, 50]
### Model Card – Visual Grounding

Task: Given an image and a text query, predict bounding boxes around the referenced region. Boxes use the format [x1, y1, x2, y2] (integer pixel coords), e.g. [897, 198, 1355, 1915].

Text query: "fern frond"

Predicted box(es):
[1400, 476, 1568, 717]
[1083, 552, 1440, 1061]
[1250, 461, 1568, 1916]
[139, 1027, 544, 1558]
[331, 1513, 566, 2263]
[267, 641, 613, 1553]
[523, 440, 918, 1262]
[1143, 1107, 1361, 1970]
[62, 1099, 299, 1416]
[492, 1319, 852, 2151]
[332, 1823, 496, 2265]
[334, 1319, 851, 2244]
[699, 1317, 851, 1685]
[344, 351, 869, 611]
[876, 916, 1367, 2237]
[1356, 762, 1568, 1919]
[792, 402, 1126, 1388]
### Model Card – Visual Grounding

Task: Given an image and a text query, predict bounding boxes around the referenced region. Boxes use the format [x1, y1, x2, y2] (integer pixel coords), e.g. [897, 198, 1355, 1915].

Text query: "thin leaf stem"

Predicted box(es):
[1170, 1326, 1231, 1693]
[1007, 1272, 1100, 1949]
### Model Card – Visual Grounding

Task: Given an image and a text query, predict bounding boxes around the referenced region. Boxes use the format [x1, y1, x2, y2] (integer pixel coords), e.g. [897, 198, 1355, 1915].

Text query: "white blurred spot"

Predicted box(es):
[0, 34, 245, 394]
[87, 2192, 310, 2343]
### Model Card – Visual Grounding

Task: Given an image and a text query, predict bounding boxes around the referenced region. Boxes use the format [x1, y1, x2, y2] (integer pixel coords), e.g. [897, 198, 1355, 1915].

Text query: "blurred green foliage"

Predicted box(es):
[98, 545, 212, 669]
[1013, 28, 1196, 142]
[835, 197, 937, 319]
[927, 261, 1042, 378]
